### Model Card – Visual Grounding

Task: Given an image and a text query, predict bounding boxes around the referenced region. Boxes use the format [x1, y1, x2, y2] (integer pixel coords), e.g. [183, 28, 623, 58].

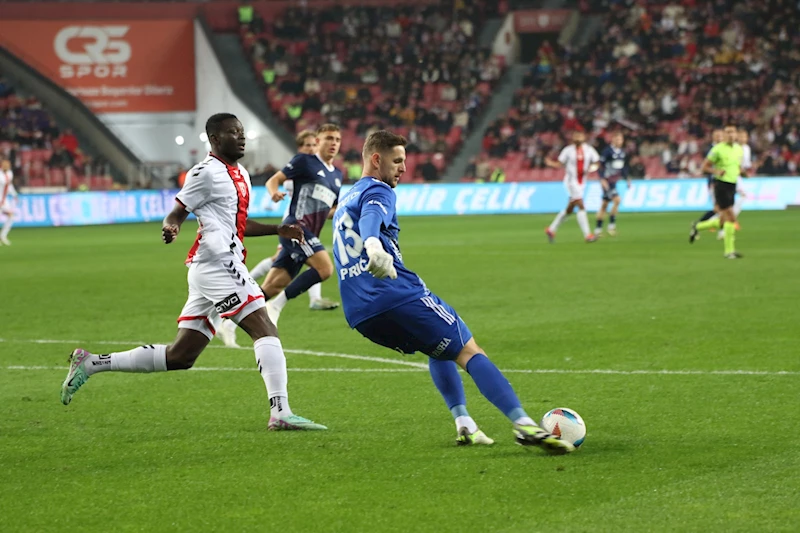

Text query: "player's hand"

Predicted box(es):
[271, 191, 286, 202]
[364, 237, 397, 280]
[162, 224, 179, 244]
[278, 224, 304, 243]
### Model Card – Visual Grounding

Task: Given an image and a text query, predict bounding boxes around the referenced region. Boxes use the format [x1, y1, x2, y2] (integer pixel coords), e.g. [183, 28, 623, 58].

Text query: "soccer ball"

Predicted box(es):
[541, 408, 586, 448]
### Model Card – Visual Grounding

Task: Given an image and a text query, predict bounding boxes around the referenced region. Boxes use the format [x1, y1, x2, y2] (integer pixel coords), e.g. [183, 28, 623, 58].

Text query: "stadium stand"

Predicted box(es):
[0, 71, 114, 190]
[476, 0, 800, 182]
[236, 0, 505, 183]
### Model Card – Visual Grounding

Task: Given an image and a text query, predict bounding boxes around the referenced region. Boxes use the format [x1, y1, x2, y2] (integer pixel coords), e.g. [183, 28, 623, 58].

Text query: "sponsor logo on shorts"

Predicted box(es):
[215, 293, 242, 314]
[431, 338, 452, 357]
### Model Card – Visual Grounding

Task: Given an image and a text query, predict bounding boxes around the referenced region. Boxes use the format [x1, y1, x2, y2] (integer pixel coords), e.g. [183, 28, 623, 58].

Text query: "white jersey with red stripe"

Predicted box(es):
[1, 169, 17, 212]
[176, 153, 252, 265]
[558, 143, 600, 186]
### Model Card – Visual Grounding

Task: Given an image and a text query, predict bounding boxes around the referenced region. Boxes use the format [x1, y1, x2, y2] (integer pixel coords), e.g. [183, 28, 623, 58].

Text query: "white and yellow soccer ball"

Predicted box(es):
[541, 408, 586, 448]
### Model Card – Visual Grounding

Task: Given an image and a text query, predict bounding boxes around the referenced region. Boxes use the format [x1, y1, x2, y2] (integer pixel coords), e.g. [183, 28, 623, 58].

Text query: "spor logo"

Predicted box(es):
[54, 26, 132, 79]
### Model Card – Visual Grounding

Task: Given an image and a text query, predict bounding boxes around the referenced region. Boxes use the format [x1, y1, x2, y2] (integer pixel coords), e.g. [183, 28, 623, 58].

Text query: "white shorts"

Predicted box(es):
[0, 200, 14, 215]
[177, 259, 266, 340]
[564, 180, 585, 200]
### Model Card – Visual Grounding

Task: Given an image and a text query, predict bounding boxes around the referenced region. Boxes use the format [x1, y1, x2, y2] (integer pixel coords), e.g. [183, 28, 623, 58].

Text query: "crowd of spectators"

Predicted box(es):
[238, 0, 505, 181]
[478, 0, 800, 180]
[0, 73, 113, 189]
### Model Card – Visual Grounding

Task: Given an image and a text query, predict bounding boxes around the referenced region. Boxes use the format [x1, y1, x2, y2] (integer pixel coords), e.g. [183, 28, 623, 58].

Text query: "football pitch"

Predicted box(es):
[2, 211, 799, 532]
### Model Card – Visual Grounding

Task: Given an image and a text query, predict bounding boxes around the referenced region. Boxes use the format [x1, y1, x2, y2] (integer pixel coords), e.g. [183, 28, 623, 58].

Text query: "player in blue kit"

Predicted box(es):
[261, 124, 343, 326]
[333, 130, 574, 454]
[594, 131, 630, 237]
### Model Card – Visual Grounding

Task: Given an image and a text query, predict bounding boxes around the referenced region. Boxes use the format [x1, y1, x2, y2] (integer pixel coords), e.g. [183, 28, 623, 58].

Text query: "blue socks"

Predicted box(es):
[285, 268, 322, 300]
[699, 210, 715, 222]
[466, 353, 527, 422]
[429, 358, 468, 418]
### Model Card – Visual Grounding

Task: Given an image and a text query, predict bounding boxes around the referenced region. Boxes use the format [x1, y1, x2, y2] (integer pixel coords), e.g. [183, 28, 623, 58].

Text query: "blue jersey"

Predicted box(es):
[333, 177, 427, 328]
[282, 153, 342, 236]
[599, 146, 628, 185]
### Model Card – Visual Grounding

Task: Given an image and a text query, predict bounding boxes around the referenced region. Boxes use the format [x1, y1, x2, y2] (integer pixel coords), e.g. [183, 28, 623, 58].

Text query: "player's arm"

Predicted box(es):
[358, 190, 397, 280]
[623, 155, 631, 187]
[266, 170, 289, 202]
[165, 166, 211, 243]
[244, 219, 304, 241]
[544, 156, 563, 169]
[162, 202, 190, 244]
[700, 157, 723, 177]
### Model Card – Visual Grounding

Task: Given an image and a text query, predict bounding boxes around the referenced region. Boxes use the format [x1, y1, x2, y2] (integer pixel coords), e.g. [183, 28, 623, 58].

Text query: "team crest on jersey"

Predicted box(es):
[335, 178, 342, 187]
[236, 181, 248, 197]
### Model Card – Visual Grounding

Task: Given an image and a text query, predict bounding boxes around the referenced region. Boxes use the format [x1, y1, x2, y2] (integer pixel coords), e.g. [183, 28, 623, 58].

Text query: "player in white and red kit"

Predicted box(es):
[0, 158, 17, 245]
[60, 114, 326, 431]
[544, 129, 600, 243]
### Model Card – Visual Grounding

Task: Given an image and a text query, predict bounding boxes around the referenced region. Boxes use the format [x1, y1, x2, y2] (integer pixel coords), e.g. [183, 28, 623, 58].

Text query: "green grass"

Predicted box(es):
[1, 212, 799, 532]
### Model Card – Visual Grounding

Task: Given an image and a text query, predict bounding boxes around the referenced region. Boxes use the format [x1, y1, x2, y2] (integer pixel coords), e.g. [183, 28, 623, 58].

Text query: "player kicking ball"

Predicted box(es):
[544, 128, 600, 243]
[60, 113, 327, 431]
[333, 130, 574, 454]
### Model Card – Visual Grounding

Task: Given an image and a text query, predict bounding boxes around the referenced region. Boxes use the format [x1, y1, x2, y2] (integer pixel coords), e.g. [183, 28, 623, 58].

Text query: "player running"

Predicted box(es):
[248, 130, 337, 310]
[690, 124, 744, 258]
[594, 132, 630, 237]
[260, 124, 343, 326]
[715, 128, 752, 240]
[216, 130, 337, 347]
[333, 130, 574, 454]
[60, 113, 327, 431]
[0, 158, 17, 245]
[544, 129, 600, 243]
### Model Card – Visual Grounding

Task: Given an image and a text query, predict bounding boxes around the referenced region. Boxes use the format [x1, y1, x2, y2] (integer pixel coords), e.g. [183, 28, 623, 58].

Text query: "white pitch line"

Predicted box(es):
[4, 366, 423, 373]
[0, 338, 428, 369]
[0, 339, 798, 376]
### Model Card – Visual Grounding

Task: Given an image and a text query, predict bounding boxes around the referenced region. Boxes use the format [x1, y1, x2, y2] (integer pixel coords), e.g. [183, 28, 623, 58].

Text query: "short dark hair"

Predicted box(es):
[205, 113, 238, 138]
[362, 130, 407, 157]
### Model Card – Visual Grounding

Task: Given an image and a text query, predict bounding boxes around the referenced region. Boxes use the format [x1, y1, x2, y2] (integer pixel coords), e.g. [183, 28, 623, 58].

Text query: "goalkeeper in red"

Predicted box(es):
[690, 125, 743, 259]
[332, 130, 574, 454]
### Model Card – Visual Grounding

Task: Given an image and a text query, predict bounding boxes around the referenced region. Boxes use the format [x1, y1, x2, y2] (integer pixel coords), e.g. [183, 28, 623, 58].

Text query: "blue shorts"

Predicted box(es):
[272, 228, 326, 279]
[354, 292, 473, 361]
[602, 184, 619, 202]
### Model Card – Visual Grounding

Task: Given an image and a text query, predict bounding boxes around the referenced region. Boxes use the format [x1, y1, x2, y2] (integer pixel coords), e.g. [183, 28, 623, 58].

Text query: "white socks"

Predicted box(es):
[85, 344, 168, 375]
[549, 209, 568, 232]
[455, 415, 478, 434]
[0, 217, 12, 240]
[514, 416, 537, 427]
[576, 210, 591, 237]
[270, 291, 288, 313]
[254, 336, 292, 418]
[307, 283, 322, 303]
[250, 257, 274, 280]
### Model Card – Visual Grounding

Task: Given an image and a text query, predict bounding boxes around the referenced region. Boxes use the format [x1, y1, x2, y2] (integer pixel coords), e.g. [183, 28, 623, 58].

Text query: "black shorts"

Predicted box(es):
[713, 180, 736, 210]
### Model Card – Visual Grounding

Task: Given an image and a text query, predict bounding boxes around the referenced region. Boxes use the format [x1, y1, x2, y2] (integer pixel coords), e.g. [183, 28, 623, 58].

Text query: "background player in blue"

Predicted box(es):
[594, 131, 630, 237]
[261, 124, 343, 325]
[333, 130, 574, 454]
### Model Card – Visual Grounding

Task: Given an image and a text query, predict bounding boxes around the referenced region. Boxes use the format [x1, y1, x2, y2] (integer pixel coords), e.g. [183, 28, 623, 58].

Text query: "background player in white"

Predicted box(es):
[544, 129, 600, 243]
[0, 158, 17, 245]
[60, 113, 327, 431]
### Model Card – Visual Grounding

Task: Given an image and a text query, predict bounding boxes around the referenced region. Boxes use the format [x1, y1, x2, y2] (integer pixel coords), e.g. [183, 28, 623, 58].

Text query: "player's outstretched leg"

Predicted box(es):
[455, 341, 574, 455]
[237, 309, 327, 430]
[428, 358, 493, 445]
[60, 329, 209, 405]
